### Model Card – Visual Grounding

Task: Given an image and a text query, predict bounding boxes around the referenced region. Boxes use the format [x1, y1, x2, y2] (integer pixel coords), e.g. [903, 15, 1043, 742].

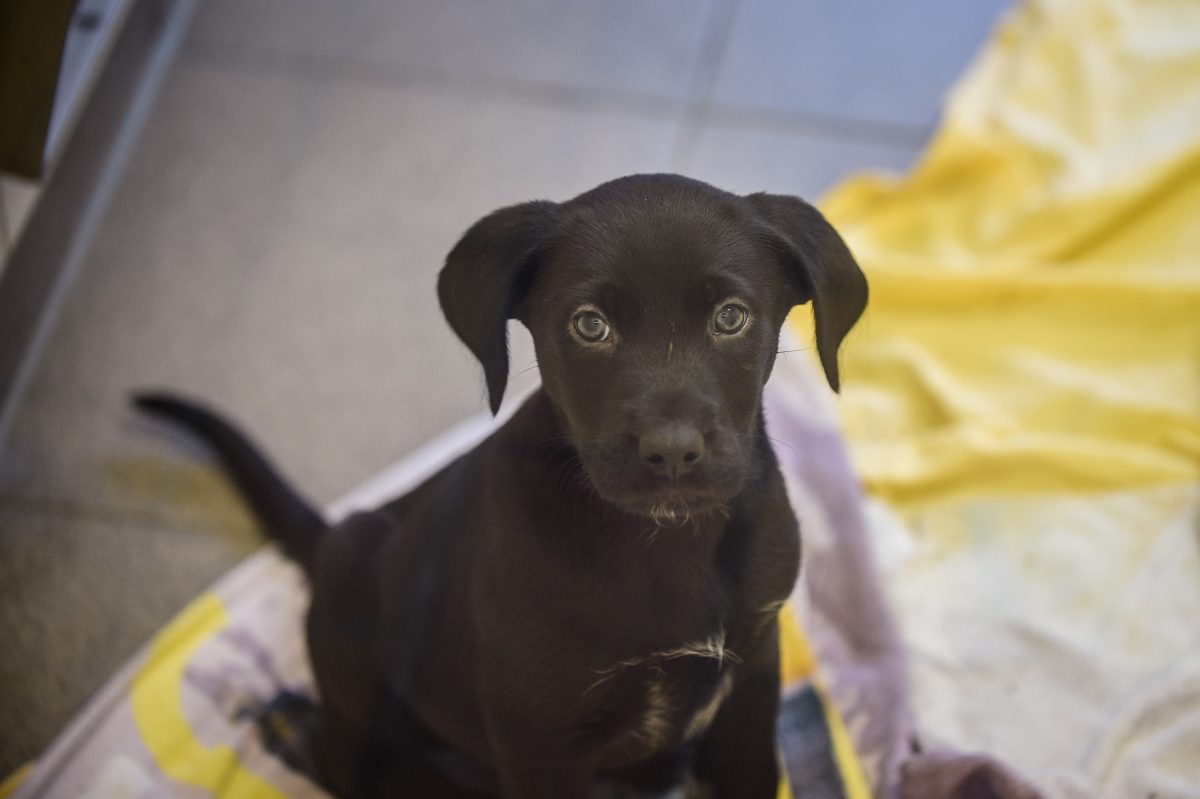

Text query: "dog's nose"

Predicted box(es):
[639, 424, 705, 478]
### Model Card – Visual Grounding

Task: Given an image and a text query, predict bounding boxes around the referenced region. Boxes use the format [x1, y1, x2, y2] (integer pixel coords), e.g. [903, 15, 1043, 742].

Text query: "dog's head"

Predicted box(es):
[439, 174, 866, 522]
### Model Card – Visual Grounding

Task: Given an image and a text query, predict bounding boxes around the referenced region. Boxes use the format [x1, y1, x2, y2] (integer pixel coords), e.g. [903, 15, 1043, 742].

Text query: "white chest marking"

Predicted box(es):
[683, 671, 736, 740]
[586, 629, 739, 696]
[590, 629, 741, 749]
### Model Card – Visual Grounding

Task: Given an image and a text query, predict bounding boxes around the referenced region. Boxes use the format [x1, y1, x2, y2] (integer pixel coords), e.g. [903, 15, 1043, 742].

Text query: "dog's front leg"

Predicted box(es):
[694, 622, 783, 798]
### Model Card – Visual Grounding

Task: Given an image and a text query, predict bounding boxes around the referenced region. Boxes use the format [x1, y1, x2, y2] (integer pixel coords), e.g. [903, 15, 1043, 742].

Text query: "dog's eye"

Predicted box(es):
[713, 303, 749, 335]
[572, 310, 611, 343]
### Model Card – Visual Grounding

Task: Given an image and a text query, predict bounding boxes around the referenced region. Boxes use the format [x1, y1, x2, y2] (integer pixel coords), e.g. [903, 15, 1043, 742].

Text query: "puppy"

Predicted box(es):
[137, 174, 867, 798]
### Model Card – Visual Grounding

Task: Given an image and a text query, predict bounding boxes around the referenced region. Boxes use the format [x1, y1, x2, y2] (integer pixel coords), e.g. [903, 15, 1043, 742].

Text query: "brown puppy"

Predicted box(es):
[137, 174, 867, 798]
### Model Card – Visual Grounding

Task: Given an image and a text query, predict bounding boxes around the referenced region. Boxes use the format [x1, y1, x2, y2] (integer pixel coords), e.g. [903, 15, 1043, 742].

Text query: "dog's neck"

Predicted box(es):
[485, 389, 785, 662]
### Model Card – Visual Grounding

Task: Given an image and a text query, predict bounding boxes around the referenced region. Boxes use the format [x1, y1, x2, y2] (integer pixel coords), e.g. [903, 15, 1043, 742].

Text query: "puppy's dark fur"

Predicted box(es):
[137, 174, 866, 798]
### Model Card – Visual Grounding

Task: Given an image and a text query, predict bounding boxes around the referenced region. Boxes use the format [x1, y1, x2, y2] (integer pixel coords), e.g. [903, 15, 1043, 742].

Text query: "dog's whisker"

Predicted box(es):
[583, 668, 621, 697]
[641, 524, 662, 549]
[508, 361, 541, 382]
[766, 435, 799, 457]
[707, 502, 732, 523]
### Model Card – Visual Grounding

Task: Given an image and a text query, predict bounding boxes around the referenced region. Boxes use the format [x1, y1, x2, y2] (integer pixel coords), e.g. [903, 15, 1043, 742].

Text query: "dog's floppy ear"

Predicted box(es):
[438, 201, 558, 414]
[746, 193, 868, 392]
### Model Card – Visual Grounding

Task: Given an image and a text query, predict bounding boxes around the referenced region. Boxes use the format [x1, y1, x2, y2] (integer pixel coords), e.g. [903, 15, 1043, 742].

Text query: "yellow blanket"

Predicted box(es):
[786, 0, 1200, 796]
[807, 0, 1200, 507]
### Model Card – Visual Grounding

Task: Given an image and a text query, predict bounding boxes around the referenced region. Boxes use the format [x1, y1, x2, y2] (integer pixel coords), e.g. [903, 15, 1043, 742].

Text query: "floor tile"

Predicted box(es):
[0, 506, 258, 776]
[187, 0, 362, 61]
[0, 60, 679, 516]
[190, 0, 722, 101]
[711, 0, 1011, 128]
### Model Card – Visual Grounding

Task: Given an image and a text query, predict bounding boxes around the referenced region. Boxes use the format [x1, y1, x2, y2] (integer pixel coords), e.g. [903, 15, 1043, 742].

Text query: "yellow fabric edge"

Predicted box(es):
[818, 685, 873, 799]
[778, 602, 819, 685]
[130, 592, 287, 799]
[778, 602, 871, 799]
[783, 304, 1198, 508]
[0, 763, 32, 799]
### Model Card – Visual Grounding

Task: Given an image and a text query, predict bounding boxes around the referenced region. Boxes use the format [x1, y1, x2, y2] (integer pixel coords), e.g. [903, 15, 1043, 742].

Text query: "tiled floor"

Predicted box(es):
[0, 0, 1010, 776]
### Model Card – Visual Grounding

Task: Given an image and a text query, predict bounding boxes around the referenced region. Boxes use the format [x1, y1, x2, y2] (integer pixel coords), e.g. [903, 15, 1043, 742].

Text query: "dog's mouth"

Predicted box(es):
[591, 479, 739, 527]
[640, 494, 728, 527]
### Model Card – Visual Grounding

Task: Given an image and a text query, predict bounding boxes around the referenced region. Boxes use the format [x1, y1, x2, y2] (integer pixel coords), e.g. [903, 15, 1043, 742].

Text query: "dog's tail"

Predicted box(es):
[133, 393, 327, 573]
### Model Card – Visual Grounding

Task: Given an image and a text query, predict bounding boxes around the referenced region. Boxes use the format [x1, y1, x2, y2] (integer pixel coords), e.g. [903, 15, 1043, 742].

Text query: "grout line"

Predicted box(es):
[0, 491, 257, 539]
[670, 0, 745, 173]
[703, 103, 933, 149]
[179, 35, 931, 151]
[180, 39, 684, 121]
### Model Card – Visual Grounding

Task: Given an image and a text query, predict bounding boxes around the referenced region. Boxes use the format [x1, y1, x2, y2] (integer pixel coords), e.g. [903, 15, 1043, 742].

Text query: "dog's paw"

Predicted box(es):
[238, 689, 322, 781]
